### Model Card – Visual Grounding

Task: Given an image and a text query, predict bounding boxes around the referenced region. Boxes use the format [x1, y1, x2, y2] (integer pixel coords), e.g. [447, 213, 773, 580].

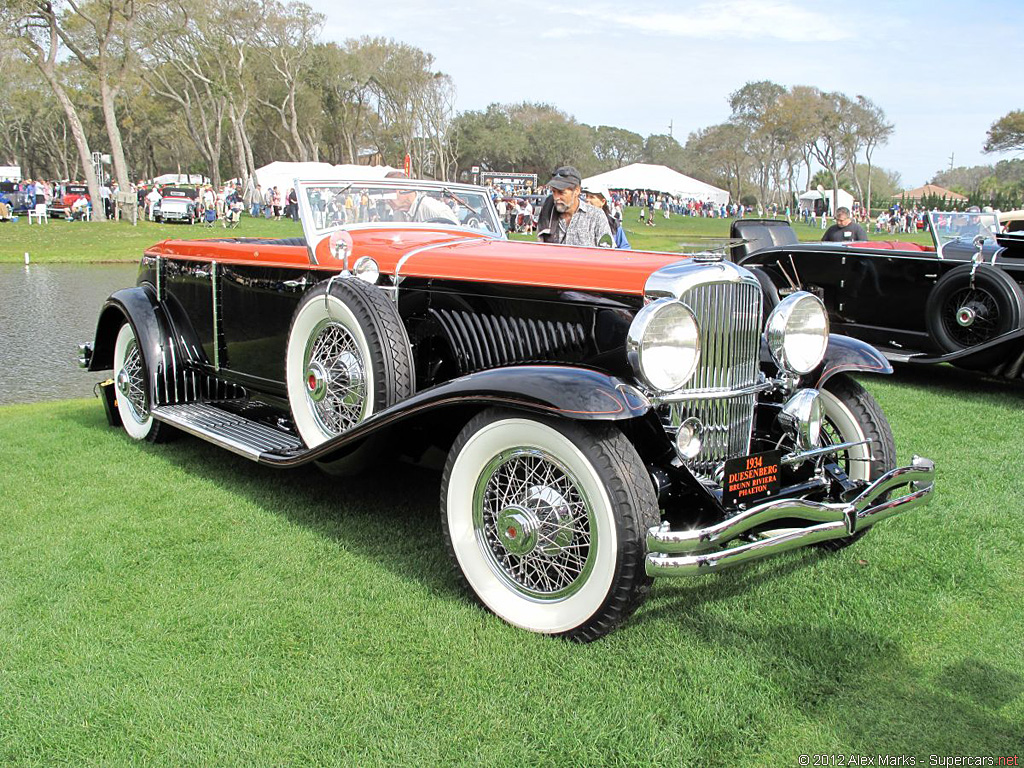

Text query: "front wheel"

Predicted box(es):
[816, 374, 896, 551]
[441, 409, 660, 642]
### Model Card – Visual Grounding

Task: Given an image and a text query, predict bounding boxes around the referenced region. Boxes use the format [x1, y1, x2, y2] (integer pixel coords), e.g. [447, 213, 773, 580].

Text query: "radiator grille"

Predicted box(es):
[668, 279, 763, 479]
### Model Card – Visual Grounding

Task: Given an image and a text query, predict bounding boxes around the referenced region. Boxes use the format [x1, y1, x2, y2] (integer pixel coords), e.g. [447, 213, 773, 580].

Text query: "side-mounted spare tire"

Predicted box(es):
[925, 265, 1024, 360]
[285, 277, 415, 453]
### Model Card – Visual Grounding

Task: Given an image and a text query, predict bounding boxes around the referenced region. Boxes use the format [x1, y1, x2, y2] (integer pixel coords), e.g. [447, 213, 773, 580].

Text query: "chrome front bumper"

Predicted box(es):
[646, 456, 935, 577]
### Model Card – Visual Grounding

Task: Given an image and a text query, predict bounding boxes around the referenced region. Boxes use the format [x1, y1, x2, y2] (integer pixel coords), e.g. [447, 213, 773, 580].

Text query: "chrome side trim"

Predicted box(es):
[391, 237, 484, 303]
[211, 261, 220, 371]
[645, 456, 935, 577]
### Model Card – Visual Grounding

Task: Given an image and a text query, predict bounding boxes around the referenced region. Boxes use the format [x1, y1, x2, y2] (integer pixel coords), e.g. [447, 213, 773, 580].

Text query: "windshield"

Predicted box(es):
[928, 210, 1000, 252]
[296, 179, 504, 240]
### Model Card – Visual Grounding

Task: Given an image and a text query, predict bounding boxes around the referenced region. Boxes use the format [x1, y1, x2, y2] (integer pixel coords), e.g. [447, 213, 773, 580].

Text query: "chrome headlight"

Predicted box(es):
[765, 292, 829, 375]
[353, 256, 379, 284]
[627, 298, 700, 392]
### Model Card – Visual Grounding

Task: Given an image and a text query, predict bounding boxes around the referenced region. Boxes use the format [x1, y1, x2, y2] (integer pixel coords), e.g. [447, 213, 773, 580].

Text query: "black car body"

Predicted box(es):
[79, 177, 935, 641]
[732, 213, 1024, 379]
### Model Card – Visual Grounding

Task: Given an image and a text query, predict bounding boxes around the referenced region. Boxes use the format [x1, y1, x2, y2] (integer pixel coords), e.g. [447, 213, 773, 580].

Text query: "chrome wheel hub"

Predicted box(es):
[304, 321, 366, 436]
[473, 448, 594, 600]
[956, 304, 979, 327]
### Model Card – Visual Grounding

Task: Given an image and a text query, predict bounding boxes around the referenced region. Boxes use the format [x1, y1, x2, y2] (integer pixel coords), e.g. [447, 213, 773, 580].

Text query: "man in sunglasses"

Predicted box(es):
[536, 165, 612, 247]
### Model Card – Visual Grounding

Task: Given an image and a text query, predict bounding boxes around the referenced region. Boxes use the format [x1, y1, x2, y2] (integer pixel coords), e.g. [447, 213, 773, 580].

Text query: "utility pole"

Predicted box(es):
[668, 120, 673, 138]
[948, 152, 955, 172]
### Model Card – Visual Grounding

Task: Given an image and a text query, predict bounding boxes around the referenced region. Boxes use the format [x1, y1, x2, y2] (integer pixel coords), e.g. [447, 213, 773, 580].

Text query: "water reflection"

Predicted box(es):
[0, 262, 138, 405]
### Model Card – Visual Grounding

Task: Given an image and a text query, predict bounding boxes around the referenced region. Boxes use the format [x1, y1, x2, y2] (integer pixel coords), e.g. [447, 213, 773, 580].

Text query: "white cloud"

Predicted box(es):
[561, 0, 854, 42]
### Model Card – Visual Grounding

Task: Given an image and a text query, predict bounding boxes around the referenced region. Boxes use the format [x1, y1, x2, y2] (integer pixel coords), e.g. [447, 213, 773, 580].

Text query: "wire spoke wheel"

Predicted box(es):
[442, 410, 659, 641]
[304, 319, 367, 435]
[941, 286, 1000, 346]
[473, 448, 595, 600]
[117, 337, 148, 423]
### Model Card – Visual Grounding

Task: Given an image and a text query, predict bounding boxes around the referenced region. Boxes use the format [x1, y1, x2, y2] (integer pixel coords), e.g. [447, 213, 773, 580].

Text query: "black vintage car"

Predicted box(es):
[731, 212, 1024, 378]
[79, 177, 935, 641]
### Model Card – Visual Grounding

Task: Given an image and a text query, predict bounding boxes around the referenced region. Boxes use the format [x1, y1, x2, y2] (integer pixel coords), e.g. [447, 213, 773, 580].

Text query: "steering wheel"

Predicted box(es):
[427, 217, 457, 225]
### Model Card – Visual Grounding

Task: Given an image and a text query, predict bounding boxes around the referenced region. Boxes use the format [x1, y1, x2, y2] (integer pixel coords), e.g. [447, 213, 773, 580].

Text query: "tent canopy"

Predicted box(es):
[253, 162, 397, 196]
[798, 188, 854, 214]
[582, 163, 729, 205]
[151, 173, 208, 186]
[894, 184, 967, 201]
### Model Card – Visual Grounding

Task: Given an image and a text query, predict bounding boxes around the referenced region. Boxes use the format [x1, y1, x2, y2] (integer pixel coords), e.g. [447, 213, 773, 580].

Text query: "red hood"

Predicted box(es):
[376, 237, 686, 296]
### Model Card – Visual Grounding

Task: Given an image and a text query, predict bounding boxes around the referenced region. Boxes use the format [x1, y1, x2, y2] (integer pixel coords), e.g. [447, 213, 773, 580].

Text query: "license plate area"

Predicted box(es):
[722, 450, 781, 507]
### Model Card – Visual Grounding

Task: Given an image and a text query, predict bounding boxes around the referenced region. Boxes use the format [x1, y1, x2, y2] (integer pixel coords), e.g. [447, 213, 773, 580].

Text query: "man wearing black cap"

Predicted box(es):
[536, 165, 612, 247]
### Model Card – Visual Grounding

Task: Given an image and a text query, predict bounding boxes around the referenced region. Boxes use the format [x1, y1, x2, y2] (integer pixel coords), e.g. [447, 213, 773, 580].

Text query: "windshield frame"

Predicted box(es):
[927, 210, 1000, 259]
[294, 177, 505, 262]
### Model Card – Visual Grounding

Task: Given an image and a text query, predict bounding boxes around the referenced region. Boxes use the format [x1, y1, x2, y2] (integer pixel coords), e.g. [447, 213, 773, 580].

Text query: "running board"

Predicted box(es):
[152, 402, 304, 460]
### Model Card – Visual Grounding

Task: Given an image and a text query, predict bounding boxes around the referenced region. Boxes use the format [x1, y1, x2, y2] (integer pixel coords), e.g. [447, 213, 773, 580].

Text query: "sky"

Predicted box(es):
[310, 0, 1022, 188]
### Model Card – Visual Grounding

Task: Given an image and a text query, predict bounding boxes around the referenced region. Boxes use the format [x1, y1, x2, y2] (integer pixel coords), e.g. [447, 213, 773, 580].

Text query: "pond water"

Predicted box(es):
[0, 262, 139, 405]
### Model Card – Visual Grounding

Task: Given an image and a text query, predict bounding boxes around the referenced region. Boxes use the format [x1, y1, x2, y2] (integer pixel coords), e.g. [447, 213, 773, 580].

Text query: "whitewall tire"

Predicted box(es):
[113, 321, 167, 442]
[441, 409, 659, 642]
[285, 279, 414, 449]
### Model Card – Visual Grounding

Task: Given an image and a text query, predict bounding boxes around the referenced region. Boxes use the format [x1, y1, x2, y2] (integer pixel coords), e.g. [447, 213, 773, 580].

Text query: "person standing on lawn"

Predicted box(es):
[822, 206, 869, 242]
[535, 165, 612, 247]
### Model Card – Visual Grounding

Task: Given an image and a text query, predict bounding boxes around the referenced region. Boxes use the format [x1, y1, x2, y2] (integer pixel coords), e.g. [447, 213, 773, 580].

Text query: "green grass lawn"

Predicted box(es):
[2, 207, 930, 264]
[0, 216, 305, 264]
[1, 367, 1021, 764]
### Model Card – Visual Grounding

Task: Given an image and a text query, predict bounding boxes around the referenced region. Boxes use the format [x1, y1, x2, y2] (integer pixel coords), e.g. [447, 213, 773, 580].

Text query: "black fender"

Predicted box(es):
[88, 286, 178, 408]
[261, 365, 654, 468]
[810, 334, 892, 388]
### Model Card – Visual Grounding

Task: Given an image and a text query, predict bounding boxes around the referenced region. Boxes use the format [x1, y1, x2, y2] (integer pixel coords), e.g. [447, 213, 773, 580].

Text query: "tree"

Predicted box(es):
[592, 126, 644, 170]
[452, 104, 528, 174]
[848, 96, 892, 215]
[2, 0, 105, 217]
[643, 133, 686, 171]
[806, 90, 854, 216]
[729, 80, 787, 205]
[256, 2, 324, 163]
[507, 103, 595, 177]
[984, 110, 1024, 153]
[53, 0, 144, 193]
[775, 85, 821, 193]
[681, 123, 748, 201]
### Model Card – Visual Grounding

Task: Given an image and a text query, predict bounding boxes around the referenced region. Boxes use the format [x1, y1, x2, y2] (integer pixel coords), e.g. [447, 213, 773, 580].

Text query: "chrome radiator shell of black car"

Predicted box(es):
[644, 261, 764, 479]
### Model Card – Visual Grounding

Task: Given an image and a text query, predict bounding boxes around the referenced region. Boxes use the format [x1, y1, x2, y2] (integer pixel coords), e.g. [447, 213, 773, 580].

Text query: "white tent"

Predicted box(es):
[582, 163, 730, 205]
[253, 162, 397, 196]
[798, 188, 854, 216]
[151, 173, 208, 185]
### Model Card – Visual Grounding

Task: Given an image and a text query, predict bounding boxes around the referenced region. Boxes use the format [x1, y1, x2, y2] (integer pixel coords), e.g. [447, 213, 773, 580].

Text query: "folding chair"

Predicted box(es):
[28, 203, 47, 224]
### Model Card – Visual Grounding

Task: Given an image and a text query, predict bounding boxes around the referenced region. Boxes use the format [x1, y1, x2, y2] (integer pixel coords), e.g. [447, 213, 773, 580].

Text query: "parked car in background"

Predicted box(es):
[80, 177, 935, 641]
[731, 212, 1024, 380]
[48, 183, 89, 219]
[999, 208, 1024, 234]
[153, 186, 199, 224]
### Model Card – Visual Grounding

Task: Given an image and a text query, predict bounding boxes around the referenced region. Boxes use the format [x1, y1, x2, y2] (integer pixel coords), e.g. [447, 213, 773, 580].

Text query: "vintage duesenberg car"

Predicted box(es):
[731, 211, 1024, 379]
[80, 178, 935, 641]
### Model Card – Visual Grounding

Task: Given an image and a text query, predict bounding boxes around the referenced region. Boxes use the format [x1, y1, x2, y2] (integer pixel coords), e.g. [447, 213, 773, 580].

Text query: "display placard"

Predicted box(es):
[722, 450, 781, 507]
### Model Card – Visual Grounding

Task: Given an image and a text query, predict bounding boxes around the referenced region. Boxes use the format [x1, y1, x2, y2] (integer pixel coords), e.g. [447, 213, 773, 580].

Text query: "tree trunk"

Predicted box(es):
[99, 79, 131, 191]
[45, 71, 104, 219]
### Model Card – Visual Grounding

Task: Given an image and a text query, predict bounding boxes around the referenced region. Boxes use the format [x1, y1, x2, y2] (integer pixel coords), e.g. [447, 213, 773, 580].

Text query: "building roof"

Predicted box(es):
[894, 184, 968, 201]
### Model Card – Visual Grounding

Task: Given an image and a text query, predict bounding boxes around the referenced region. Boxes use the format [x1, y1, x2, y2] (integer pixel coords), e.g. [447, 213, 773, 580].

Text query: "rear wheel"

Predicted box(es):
[816, 374, 896, 551]
[112, 322, 170, 442]
[441, 409, 659, 642]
